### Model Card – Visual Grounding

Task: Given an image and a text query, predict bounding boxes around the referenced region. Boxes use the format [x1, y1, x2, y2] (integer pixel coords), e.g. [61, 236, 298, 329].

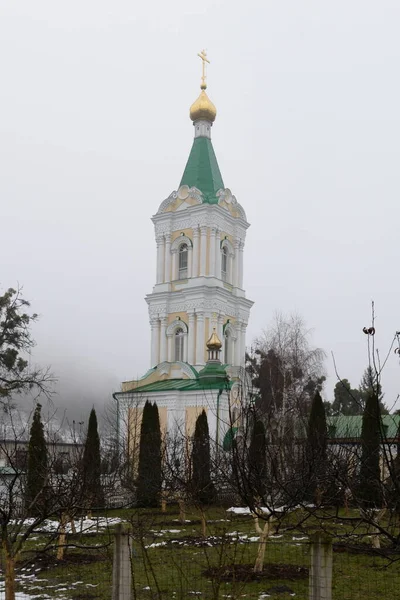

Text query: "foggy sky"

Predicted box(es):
[2, 1, 400, 423]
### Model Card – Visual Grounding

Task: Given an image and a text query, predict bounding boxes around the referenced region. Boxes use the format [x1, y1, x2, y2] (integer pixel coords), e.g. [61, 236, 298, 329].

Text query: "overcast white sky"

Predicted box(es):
[1, 1, 400, 421]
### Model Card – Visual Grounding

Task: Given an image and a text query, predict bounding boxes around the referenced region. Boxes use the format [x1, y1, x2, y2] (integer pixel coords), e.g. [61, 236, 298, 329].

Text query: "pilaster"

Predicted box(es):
[188, 246, 193, 278]
[188, 312, 196, 364]
[234, 239, 240, 287]
[209, 227, 216, 277]
[164, 234, 172, 283]
[150, 318, 160, 366]
[234, 321, 242, 367]
[156, 235, 164, 284]
[215, 229, 221, 279]
[195, 312, 205, 365]
[239, 241, 244, 289]
[160, 317, 168, 362]
[192, 227, 200, 278]
[199, 226, 207, 277]
[171, 248, 178, 281]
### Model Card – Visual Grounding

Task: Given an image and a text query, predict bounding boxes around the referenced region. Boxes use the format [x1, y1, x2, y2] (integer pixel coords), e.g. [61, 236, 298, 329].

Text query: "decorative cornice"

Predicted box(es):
[216, 188, 247, 221]
[157, 186, 203, 214]
[166, 318, 188, 336]
[171, 235, 193, 251]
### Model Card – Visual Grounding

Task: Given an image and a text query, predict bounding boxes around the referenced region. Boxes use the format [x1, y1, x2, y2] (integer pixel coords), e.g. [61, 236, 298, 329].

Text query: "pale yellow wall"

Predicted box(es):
[220, 232, 234, 244]
[128, 407, 143, 470]
[224, 316, 236, 326]
[185, 406, 208, 438]
[158, 406, 168, 436]
[218, 199, 241, 218]
[128, 406, 168, 475]
[171, 228, 193, 242]
[165, 197, 200, 212]
[122, 359, 193, 391]
[168, 312, 188, 325]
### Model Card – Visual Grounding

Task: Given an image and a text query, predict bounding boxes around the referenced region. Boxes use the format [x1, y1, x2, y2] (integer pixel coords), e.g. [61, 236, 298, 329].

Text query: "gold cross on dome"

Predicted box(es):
[197, 49, 210, 89]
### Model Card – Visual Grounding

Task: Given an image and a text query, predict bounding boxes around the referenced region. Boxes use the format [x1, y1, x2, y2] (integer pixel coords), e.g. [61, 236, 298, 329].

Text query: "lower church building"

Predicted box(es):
[113, 53, 253, 455]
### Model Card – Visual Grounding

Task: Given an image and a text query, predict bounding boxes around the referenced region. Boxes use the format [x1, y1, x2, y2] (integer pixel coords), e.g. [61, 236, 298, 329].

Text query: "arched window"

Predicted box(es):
[175, 327, 185, 361]
[221, 246, 228, 281]
[179, 244, 188, 279]
[224, 329, 230, 364]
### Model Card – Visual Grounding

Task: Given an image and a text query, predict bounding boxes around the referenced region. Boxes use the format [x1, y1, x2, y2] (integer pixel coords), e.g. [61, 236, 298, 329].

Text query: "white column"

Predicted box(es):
[164, 234, 171, 283]
[156, 235, 164, 284]
[192, 227, 200, 277]
[233, 239, 240, 287]
[199, 226, 207, 276]
[167, 334, 173, 362]
[215, 229, 221, 279]
[209, 227, 216, 277]
[188, 312, 196, 364]
[171, 249, 178, 280]
[217, 315, 224, 341]
[239, 241, 244, 288]
[240, 322, 247, 367]
[229, 251, 234, 285]
[160, 317, 168, 362]
[234, 322, 242, 367]
[188, 246, 193, 278]
[150, 317, 160, 366]
[196, 312, 205, 365]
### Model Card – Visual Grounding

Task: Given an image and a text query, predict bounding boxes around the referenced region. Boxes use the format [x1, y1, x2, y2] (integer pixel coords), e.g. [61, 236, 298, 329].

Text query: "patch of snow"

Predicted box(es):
[146, 541, 167, 548]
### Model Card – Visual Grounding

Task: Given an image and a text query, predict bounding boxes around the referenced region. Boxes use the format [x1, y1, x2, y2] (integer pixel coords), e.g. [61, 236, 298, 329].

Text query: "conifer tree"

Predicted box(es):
[192, 410, 215, 505]
[359, 392, 382, 508]
[306, 390, 327, 504]
[359, 366, 388, 414]
[82, 408, 104, 509]
[137, 401, 162, 507]
[26, 403, 48, 515]
[248, 419, 267, 500]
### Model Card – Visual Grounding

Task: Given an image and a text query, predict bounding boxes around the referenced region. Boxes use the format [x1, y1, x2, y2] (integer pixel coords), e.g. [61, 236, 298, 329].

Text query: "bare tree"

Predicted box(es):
[247, 312, 326, 429]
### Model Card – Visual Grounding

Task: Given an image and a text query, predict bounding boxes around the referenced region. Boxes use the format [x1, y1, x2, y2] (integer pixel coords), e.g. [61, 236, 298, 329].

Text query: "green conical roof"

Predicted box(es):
[180, 136, 224, 203]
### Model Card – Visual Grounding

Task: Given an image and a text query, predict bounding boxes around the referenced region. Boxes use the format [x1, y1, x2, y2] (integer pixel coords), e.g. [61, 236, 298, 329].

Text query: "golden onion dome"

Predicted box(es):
[206, 328, 222, 350]
[190, 88, 217, 123]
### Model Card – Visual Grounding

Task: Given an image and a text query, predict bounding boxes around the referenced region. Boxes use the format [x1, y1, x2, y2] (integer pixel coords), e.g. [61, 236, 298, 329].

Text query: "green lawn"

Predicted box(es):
[3, 506, 400, 600]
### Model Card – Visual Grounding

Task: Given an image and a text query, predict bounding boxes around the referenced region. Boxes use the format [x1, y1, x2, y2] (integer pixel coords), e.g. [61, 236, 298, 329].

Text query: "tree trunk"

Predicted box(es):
[371, 509, 386, 549]
[360, 508, 386, 549]
[253, 516, 272, 574]
[178, 499, 185, 525]
[69, 515, 77, 534]
[3, 542, 16, 600]
[57, 513, 67, 560]
[161, 499, 166, 513]
[200, 510, 207, 537]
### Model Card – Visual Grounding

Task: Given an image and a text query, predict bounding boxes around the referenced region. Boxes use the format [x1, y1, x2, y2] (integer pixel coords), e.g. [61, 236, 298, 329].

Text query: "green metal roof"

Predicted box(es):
[117, 362, 232, 396]
[119, 377, 230, 395]
[179, 136, 224, 203]
[327, 415, 400, 440]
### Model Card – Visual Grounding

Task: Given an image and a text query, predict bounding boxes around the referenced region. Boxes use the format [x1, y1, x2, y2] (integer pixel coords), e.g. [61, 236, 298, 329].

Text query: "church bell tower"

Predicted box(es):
[146, 51, 253, 372]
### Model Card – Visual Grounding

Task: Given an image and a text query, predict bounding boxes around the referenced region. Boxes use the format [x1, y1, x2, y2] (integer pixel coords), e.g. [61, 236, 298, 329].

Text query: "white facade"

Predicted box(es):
[147, 192, 253, 369]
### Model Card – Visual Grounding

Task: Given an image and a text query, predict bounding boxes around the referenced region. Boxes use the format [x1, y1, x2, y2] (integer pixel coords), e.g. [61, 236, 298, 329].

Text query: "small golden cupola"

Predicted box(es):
[189, 50, 217, 123]
[206, 328, 222, 362]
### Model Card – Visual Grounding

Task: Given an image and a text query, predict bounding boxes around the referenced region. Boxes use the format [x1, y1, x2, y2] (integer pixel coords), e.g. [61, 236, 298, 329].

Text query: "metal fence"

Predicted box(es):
[1, 514, 400, 600]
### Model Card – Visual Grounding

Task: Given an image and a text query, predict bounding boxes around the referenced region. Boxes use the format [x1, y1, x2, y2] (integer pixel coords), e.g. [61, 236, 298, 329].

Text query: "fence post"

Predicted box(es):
[112, 524, 132, 600]
[309, 533, 333, 600]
